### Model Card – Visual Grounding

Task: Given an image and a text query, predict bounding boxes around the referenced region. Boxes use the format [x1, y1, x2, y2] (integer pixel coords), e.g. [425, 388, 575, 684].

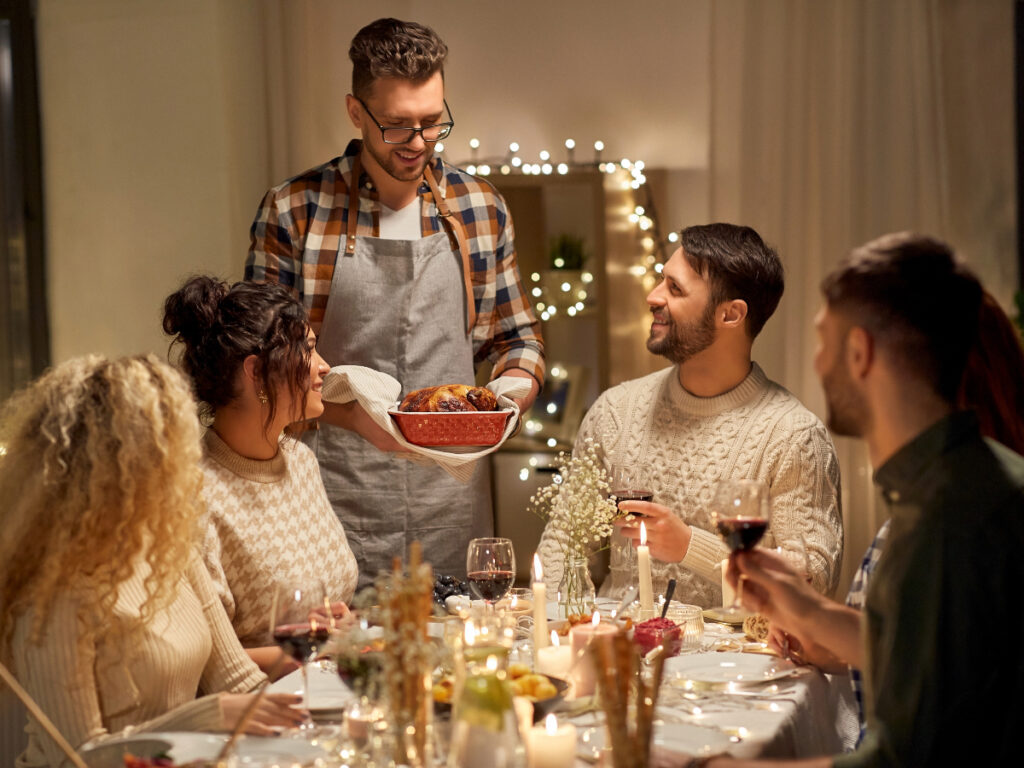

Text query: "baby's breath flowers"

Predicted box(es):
[529, 438, 618, 559]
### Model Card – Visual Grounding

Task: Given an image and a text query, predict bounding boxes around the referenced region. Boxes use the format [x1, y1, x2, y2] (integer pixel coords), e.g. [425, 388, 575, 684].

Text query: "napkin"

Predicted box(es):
[320, 365, 530, 483]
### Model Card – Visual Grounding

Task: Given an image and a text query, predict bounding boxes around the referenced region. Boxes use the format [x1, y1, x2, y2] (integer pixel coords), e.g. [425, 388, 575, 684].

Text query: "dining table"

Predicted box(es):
[96, 607, 855, 767]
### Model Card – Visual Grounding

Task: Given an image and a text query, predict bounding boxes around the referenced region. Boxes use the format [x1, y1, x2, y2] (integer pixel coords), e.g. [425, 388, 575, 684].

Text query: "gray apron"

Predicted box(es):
[312, 159, 493, 588]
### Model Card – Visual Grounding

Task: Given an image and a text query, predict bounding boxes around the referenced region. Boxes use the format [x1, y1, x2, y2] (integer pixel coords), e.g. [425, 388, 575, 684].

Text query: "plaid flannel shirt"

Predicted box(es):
[844, 518, 890, 745]
[246, 140, 545, 385]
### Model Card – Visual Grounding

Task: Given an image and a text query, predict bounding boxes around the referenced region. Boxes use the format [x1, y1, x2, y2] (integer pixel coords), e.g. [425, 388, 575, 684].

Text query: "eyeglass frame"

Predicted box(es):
[355, 96, 455, 145]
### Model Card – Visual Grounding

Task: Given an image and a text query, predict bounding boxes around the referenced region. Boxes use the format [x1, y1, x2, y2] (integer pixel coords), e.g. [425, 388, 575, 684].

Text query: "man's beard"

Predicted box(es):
[821, 354, 869, 437]
[646, 302, 717, 364]
[363, 136, 432, 183]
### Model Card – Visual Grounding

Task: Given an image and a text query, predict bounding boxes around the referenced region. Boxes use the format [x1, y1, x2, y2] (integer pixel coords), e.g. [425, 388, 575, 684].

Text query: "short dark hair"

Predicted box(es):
[821, 232, 983, 403]
[678, 223, 784, 338]
[162, 276, 312, 430]
[349, 18, 448, 99]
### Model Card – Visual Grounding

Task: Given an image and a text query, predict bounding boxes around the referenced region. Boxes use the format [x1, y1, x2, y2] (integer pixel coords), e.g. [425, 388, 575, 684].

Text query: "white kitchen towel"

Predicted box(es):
[320, 365, 530, 483]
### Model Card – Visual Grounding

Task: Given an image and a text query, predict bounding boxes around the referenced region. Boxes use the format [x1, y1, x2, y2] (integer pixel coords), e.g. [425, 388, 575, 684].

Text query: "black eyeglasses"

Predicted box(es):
[356, 96, 454, 144]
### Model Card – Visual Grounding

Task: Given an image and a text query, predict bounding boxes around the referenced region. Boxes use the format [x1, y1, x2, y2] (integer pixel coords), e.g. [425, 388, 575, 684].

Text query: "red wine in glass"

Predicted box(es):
[273, 622, 330, 663]
[711, 479, 771, 613]
[716, 517, 769, 551]
[466, 537, 516, 608]
[611, 488, 654, 516]
[467, 570, 516, 602]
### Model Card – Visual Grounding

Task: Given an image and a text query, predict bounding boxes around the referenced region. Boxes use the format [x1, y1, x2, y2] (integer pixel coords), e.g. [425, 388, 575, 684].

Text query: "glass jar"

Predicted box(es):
[557, 554, 596, 619]
[446, 639, 527, 768]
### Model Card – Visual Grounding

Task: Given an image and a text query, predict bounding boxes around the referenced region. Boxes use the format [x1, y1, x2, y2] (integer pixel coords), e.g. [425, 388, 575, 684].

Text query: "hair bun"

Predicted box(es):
[162, 275, 229, 345]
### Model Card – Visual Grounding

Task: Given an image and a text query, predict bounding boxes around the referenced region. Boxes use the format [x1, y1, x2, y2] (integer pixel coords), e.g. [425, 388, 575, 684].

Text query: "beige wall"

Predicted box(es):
[37, 0, 270, 362]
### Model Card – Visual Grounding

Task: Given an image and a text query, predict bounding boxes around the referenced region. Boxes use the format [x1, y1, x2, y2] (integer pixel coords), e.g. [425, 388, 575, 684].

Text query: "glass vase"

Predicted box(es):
[557, 554, 596, 619]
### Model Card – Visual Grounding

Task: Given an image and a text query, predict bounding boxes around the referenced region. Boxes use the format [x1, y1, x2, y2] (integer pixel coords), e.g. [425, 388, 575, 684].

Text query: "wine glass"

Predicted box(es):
[465, 537, 516, 609]
[272, 583, 329, 719]
[710, 479, 771, 613]
[609, 465, 654, 578]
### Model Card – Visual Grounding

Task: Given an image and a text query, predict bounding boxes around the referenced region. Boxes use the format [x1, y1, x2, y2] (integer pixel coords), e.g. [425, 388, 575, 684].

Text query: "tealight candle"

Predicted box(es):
[528, 714, 576, 768]
[568, 615, 617, 697]
[638, 521, 655, 619]
[532, 554, 548, 651]
[535, 631, 572, 680]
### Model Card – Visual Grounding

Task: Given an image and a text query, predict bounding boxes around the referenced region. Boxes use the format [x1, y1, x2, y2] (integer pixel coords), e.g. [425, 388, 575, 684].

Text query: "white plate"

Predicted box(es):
[665, 652, 796, 685]
[156, 732, 326, 764]
[579, 720, 730, 758]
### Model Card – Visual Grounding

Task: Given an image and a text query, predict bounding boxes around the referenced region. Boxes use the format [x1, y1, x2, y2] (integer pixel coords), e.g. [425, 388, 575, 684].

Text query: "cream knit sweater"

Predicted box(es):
[200, 430, 358, 647]
[538, 364, 843, 607]
[13, 558, 265, 768]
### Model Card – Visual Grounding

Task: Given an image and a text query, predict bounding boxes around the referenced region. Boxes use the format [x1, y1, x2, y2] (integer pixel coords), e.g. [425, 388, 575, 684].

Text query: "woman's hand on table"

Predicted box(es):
[218, 692, 307, 734]
[613, 501, 692, 563]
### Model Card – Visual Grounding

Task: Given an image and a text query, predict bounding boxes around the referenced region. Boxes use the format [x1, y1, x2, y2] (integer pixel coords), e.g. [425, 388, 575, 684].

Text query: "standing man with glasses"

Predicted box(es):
[246, 18, 544, 587]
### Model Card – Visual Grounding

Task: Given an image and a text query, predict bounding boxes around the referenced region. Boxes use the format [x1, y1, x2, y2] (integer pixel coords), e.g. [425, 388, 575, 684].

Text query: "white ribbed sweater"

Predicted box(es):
[538, 364, 844, 607]
[199, 430, 358, 647]
[12, 558, 265, 767]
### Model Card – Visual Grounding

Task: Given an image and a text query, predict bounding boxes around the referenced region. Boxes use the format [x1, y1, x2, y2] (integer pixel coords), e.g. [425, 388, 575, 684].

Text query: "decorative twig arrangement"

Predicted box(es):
[379, 541, 435, 767]
[591, 626, 667, 768]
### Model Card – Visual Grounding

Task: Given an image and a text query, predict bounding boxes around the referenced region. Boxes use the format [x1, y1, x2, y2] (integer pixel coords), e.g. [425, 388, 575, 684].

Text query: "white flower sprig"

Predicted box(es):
[529, 437, 618, 559]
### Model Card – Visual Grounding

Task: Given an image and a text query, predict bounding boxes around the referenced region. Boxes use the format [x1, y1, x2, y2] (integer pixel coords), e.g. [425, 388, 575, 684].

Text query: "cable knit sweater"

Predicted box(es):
[538, 364, 843, 607]
[200, 430, 358, 647]
[13, 557, 265, 768]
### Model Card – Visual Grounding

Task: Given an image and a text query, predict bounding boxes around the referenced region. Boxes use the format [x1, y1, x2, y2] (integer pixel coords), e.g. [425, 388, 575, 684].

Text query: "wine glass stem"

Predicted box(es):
[301, 661, 309, 711]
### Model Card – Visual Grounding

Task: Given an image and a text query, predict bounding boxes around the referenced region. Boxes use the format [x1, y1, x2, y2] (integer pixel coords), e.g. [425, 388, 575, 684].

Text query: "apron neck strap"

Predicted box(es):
[344, 152, 476, 336]
[422, 166, 476, 336]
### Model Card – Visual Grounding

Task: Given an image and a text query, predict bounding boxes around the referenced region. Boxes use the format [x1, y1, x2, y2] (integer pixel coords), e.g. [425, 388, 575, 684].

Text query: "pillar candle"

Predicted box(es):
[638, 521, 655, 619]
[528, 714, 577, 768]
[532, 554, 548, 651]
[535, 632, 572, 679]
[568, 618, 617, 697]
[720, 558, 736, 607]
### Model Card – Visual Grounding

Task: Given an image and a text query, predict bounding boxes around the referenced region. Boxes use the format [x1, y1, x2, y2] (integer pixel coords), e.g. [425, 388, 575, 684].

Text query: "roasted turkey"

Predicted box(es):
[398, 384, 499, 412]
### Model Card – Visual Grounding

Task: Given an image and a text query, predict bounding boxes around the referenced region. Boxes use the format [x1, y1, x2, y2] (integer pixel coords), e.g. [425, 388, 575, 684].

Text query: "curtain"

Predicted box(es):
[707, 0, 1016, 595]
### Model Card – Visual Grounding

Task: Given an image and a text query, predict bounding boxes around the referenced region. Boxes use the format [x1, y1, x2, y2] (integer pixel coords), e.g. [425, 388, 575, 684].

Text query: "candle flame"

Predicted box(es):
[533, 553, 543, 581]
[640, 520, 648, 546]
[545, 713, 558, 734]
[591, 612, 600, 627]
[550, 630, 559, 647]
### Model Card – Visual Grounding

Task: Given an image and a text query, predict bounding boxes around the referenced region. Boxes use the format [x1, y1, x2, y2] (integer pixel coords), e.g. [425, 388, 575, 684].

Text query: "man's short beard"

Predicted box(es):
[363, 134, 432, 183]
[821, 357, 869, 437]
[647, 301, 717, 364]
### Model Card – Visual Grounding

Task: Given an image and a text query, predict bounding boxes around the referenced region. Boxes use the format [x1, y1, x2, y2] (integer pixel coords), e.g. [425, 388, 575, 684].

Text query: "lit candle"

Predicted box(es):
[535, 631, 572, 679]
[568, 614, 616, 697]
[532, 554, 548, 651]
[720, 558, 736, 607]
[638, 521, 655, 619]
[528, 713, 577, 768]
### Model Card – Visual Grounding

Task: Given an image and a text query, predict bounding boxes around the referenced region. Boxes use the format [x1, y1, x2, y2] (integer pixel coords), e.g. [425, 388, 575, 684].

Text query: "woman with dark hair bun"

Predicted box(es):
[164, 276, 358, 675]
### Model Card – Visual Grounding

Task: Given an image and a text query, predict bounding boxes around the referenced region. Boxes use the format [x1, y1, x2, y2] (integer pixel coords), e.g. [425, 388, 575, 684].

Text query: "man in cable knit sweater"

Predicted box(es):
[538, 223, 843, 608]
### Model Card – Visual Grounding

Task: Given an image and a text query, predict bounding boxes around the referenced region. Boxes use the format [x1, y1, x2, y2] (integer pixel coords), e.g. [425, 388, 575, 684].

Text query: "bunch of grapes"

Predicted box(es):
[432, 574, 469, 606]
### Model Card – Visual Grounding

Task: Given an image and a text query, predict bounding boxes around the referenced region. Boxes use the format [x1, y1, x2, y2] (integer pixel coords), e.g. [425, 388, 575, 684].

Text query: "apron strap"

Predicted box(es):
[422, 167, 476, 336]
[344, 156, 363, 256]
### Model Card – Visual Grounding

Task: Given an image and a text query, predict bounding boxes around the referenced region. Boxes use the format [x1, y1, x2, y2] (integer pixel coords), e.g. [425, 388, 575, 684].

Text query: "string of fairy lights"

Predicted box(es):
[440, 137, 680, 320]
[440, 137, 681, 454]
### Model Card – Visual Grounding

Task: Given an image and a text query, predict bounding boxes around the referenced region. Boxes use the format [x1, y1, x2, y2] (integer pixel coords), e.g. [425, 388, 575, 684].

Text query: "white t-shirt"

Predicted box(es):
[379, 198, 422, 240]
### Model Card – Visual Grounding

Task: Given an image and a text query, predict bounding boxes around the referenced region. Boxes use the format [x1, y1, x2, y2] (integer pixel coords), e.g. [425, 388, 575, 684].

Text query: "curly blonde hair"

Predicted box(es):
[0, 355, 204, 659]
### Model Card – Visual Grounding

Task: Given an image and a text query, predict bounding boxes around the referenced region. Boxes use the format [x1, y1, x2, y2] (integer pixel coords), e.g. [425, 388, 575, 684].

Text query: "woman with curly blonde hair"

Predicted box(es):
[0, 355, 305, 767]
